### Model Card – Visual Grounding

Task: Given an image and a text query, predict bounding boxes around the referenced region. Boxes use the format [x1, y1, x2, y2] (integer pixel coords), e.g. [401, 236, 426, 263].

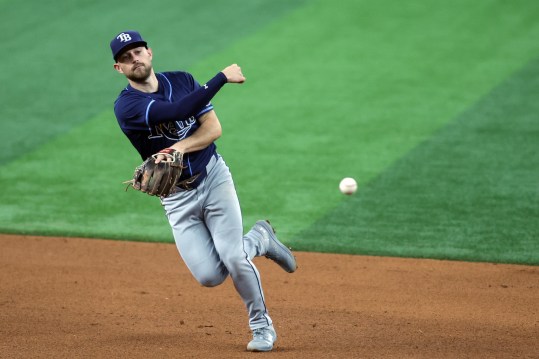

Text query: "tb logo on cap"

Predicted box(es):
[117, 33, 132, 42]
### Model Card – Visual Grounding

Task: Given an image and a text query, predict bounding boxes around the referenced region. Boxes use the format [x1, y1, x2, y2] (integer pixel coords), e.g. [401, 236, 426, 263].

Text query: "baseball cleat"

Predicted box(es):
[247, 325, 277, 352]
[255, 220, 297, 273]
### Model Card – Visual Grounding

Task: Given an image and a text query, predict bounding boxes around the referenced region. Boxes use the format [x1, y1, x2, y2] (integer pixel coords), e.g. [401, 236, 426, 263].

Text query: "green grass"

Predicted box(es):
[296, 56, 539, 264]
[1, 0, 538, 265]
[0, 110, 168, 240]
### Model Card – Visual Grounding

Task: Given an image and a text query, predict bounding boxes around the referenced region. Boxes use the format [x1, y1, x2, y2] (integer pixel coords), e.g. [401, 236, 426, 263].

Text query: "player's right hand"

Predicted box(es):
[221, 64, 246, 83]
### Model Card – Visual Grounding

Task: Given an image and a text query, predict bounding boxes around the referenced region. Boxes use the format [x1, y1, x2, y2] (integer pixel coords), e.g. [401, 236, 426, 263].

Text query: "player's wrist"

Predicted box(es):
[170, 143, 185, 153]
[215, 71, 228, 84]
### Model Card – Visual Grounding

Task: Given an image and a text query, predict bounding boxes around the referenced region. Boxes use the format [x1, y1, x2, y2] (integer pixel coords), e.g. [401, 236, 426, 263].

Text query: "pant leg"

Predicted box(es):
[200, 155, 272, 330]
[162, 186, 228, 287]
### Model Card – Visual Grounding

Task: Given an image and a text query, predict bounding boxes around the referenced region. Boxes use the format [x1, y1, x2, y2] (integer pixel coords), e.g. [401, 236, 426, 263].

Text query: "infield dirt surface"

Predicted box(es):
[1, 234, 537, 358]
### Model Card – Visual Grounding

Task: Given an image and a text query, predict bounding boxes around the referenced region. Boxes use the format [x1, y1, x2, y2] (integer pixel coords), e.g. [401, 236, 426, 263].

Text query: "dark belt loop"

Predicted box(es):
[177, 173, 201, 191]
[175, 152, 217, 191]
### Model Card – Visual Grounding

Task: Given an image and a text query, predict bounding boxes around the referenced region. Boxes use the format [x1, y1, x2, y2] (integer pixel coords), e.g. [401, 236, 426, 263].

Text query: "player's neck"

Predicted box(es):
[128, 70, 158, 93]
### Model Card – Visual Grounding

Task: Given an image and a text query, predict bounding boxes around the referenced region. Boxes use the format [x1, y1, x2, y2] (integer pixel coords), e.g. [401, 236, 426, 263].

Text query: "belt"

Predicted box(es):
[175, 152, 218, 191]
[176, 173, 201, 191]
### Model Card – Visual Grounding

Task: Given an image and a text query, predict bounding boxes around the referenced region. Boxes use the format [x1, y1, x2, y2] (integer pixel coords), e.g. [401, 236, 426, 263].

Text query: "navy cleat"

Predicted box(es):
[255, 220, 297, 273]
[247, 325, 277, 352]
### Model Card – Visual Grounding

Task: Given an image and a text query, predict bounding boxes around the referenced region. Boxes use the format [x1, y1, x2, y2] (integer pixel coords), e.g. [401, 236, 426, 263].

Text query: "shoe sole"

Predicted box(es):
[246, 344, 273, 352]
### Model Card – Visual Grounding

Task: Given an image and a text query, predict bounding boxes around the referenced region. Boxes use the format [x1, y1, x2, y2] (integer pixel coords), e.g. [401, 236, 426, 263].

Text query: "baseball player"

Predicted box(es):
[110, 31, 297, 352]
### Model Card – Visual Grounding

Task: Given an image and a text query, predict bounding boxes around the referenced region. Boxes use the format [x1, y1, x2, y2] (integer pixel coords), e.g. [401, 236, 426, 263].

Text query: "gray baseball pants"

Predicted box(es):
[161, 154, 272, 330]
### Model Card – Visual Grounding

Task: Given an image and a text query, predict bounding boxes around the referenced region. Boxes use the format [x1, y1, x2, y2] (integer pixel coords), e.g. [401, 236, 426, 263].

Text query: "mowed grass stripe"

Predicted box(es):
[296, 57, 539, 265]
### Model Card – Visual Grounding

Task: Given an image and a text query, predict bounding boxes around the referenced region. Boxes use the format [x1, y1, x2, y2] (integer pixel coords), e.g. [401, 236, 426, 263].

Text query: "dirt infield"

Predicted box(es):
[0, 235, 537, 358]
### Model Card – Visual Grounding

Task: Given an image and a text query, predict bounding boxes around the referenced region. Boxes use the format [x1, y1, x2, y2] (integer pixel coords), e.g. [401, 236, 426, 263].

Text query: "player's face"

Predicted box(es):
[114, 47, 153, 82]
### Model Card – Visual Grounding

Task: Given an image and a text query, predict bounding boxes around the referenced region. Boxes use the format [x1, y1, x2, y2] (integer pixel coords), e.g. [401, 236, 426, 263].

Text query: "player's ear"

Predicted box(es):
[113, 63, 124, 74]
[147, 47, 153, 59]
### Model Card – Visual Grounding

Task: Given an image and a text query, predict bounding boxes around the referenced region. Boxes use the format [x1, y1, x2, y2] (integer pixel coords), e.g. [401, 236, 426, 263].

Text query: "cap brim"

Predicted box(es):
[114, 41, 147, 62]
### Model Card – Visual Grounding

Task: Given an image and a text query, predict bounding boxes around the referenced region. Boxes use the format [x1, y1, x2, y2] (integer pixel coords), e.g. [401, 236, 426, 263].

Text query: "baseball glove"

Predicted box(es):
[123, 148, 185, 197]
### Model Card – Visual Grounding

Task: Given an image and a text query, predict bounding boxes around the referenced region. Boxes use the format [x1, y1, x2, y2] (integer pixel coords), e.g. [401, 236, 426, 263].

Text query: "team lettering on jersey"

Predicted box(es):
[148, 117, 197, 140]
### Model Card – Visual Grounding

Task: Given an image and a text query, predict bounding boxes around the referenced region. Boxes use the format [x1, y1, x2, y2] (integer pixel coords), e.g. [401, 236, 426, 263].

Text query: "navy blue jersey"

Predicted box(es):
[114, 71, 216, 181]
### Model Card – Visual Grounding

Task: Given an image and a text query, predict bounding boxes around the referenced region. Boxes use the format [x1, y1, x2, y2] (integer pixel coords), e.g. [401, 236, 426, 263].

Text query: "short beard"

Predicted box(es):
[126, 64, 152, 83]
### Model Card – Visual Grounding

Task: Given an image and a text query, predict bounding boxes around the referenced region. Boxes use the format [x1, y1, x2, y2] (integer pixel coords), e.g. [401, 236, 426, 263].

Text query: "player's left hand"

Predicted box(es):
[154, 153, 166, 164]
[123, 148, 185, 197]
[152, 148, 182, 164]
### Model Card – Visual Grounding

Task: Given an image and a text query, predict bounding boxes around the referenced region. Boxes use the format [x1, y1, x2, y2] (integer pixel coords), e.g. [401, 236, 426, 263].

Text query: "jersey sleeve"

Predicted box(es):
[188, 73, 215, 118]
[147, 72, 225, 125]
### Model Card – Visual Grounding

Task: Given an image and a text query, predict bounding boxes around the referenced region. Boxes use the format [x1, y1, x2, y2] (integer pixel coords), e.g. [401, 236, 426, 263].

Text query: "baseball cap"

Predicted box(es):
[110, 30, 147, 61]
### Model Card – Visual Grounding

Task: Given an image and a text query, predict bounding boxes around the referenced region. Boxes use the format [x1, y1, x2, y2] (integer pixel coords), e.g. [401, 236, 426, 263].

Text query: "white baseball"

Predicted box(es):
[339, 177, 357, 195]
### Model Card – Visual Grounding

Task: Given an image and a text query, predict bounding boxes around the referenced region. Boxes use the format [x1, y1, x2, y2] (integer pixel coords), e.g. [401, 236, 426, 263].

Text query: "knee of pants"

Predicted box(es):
[220, 252, 251, 275]
[194, 271, 227, 288]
